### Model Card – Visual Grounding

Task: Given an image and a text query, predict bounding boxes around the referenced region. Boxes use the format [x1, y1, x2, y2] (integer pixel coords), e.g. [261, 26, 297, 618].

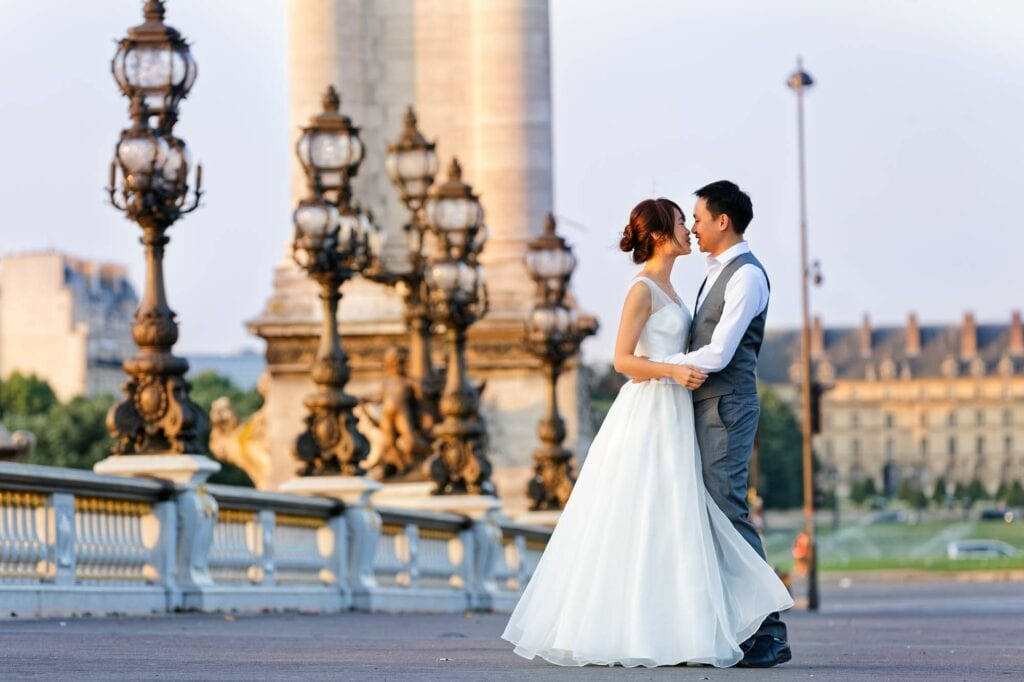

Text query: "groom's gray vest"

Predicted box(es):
[689, 252, 769, 403]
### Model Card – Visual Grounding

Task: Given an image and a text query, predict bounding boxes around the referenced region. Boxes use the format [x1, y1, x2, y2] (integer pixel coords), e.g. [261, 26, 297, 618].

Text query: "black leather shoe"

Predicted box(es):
[736, 635, 792, 668]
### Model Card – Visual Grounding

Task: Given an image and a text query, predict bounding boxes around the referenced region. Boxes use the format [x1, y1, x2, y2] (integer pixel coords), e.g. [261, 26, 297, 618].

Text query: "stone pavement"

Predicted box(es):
[2, 578, 1023, 681]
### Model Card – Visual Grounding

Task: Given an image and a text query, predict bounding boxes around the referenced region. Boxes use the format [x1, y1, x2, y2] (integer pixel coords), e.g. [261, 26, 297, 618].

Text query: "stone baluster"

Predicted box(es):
[258, 509, 276, 587]
[175, 485, 219, 604]
[50, 493, 76, 586]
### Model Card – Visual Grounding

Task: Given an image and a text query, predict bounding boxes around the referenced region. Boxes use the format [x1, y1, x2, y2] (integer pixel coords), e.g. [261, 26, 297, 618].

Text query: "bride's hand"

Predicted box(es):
[671, 365, 707, 390]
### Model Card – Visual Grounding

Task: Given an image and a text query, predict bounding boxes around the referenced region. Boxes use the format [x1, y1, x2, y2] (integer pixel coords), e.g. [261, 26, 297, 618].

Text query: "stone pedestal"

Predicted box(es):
[515, 509, 562, 528]
[93, 454, 221, 486]
[372, 483, 501, 520]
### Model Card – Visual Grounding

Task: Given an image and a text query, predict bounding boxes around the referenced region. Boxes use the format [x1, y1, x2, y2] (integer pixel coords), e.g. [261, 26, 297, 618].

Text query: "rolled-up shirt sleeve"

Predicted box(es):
[660, 265, 769, 380]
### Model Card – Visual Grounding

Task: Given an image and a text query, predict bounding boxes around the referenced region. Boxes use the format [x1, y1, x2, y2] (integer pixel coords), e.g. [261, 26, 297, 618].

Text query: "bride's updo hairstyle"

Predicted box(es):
[619, 198, 685, 264]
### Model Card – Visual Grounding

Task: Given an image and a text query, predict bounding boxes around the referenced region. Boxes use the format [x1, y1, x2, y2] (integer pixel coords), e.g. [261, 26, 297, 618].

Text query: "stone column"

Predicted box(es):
[251, 1, 594, 514]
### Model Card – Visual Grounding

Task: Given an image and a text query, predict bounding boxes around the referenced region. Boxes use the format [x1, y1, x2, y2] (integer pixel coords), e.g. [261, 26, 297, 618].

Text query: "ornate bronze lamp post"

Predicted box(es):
[422, 159, 494, 496]
[523, 215, 598, 510]
[364, 109, 444, 440]
[291, 87, 382, 477]
[105, 0, 205, 456]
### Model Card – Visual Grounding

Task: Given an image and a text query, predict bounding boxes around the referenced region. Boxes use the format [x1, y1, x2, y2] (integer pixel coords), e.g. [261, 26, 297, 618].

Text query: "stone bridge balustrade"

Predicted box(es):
[0, 462, 550, 618]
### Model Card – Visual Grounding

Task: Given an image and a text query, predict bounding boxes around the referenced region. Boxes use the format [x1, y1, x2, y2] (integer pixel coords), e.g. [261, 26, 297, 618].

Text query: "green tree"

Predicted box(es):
[756, 387, 805, 509]
[931, 476, 948, 506]
[898, 479, 928, 511]
[849, 477, 879, 506]
[0, 372, 58, 416]
[6, 394, 115, 470]
[965, 477, 988, 504]
[1005, 480, 1024, 507]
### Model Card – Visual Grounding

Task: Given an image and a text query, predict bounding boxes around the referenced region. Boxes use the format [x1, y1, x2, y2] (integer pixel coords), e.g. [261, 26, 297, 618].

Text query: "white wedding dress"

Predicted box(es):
[502, 276, 793, 668]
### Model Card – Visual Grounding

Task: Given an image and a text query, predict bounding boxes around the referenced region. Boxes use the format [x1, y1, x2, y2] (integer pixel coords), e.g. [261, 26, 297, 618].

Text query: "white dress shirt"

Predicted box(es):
[657, 242, 769, 381]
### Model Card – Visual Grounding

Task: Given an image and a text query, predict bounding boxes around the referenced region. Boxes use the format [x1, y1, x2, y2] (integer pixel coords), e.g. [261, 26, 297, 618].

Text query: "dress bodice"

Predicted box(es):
[632, 276, 691, 359]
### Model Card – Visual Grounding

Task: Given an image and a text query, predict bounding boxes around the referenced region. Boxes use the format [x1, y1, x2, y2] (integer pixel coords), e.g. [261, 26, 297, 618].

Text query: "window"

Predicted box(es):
[948, 412, 957, 427]
[1007, 436, 1014, 455]
[851, 439, 860, 457]
[976, 436, 984, 455]
[885, 414, 894, 428]
[1005, 410, 1014, 427]
[885, 439, 894, 457]
[851, 412, 859, 428]
[976, 411, 984, 426]
[920, 439, 928, 456]
[948, 437, 956, 455]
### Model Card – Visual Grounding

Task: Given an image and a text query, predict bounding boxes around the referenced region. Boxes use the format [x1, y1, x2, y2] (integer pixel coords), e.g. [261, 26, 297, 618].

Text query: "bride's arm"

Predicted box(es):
[612, 283, 708, 387]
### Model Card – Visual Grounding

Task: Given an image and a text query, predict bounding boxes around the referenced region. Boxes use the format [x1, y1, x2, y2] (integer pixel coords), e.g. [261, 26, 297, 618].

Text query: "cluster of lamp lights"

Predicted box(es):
[290, 86, 493, 493]
[522, 216, 599, 510]
[105, 1, 207, 455]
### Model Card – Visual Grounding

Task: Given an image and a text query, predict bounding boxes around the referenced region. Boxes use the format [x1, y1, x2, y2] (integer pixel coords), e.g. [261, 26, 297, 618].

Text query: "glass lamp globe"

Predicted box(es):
[296, 86, 363, 193]
[294, 200, 339, 240]
[424, 158, 483, 238]
[385, 107, 439, 212]
[111, 1, 197, 118]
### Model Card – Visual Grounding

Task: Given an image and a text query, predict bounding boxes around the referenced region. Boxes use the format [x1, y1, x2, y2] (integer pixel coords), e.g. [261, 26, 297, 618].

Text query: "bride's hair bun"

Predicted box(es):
[619, 198, 685, 264]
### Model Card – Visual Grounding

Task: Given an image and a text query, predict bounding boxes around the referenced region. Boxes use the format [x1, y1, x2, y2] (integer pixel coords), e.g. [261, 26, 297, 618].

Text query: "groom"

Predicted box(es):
[651, 180, 790, 667]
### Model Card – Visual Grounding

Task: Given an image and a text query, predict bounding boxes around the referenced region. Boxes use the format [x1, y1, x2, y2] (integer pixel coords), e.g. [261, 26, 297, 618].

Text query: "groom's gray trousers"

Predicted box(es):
[694, 392, 788, 642]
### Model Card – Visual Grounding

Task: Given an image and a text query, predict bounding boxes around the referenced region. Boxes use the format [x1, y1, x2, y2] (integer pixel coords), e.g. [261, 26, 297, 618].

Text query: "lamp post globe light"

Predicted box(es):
[422, 159, 494, 496]
[111, 0, 197, 133]
[523, 215, 598, 511]
[296, 86, 364, 208]
[105, 0, 205, 458]
[385, 108, 440, 214]
[361, 108, 445, 452]
[291, 88, 383, 477]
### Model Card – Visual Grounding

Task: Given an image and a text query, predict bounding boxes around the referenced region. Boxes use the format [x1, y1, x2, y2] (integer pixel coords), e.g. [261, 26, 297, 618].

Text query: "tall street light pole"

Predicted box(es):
[787, 57, 820, 610]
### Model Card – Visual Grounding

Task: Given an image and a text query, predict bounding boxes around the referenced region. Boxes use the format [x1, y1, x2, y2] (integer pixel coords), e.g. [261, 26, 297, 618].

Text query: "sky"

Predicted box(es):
[1, 0, 1022, 362]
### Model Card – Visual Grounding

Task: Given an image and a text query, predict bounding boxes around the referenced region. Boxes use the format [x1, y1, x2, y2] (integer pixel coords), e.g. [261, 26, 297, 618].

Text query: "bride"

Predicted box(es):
[502, 198, 793, 668]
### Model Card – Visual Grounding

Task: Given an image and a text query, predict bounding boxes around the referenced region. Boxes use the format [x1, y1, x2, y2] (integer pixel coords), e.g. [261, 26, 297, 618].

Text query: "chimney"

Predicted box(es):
[1010, 310, 1024, 357]
[905, 312, 921, 357]
[960, 312, 977, 359]
[860, 314, 872, 358]
[811, 315, 825, 357]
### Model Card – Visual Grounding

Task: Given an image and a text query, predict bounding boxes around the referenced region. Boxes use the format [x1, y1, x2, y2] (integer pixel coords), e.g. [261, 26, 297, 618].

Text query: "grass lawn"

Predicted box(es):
[764, 518, 1024, 573]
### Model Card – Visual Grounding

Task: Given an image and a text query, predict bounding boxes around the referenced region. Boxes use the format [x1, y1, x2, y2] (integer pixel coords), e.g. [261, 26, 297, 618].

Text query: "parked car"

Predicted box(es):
[946, 540, 1021, 560]
[979, 508, 1017, 523]
[868, 510, 908, 524]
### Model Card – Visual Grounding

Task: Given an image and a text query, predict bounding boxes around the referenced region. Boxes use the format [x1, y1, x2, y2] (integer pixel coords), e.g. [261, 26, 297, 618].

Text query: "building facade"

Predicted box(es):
[0, 253, 137, 402]
[759, 312, 1024, 497]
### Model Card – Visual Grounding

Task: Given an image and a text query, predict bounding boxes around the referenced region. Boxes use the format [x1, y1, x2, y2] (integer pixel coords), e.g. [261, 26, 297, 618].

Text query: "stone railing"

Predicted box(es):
[0, 462, 550, 618]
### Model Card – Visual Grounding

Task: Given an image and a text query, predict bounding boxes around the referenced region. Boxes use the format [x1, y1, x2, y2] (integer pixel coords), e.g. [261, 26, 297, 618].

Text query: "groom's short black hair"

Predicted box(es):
[694, 180, 753, 234]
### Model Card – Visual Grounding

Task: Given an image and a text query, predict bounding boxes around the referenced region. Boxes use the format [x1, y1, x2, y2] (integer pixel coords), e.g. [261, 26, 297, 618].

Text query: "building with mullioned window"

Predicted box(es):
[0, 252, 138, 402]
[759, 312, 1024, 497]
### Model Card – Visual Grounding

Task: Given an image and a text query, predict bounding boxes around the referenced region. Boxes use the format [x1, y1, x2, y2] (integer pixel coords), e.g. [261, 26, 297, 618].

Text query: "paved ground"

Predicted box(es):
[2, 578, 1023, 681]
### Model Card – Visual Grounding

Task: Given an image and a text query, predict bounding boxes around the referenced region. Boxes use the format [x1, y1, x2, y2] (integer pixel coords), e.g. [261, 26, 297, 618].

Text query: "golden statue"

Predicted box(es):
[361, 346, 433, 481]
[208, 373, 272, 489]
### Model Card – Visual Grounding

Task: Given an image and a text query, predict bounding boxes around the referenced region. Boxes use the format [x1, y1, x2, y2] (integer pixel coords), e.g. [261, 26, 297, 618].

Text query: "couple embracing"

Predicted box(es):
[503, 181, 794, 668]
